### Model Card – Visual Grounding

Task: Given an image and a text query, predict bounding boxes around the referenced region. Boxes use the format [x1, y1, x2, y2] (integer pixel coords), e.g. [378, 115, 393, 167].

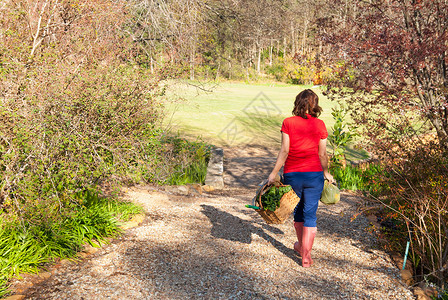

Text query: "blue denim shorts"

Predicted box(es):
[283, 171, 324, 227]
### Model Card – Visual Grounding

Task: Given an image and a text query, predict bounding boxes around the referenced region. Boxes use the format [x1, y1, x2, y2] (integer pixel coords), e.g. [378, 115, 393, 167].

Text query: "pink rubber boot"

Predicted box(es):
[293, 222, 304, 255]
[301, 227, 317, 268]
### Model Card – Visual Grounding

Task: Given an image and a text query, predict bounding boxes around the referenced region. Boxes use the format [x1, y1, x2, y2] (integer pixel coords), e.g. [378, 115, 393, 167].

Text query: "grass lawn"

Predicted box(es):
[163, 80, 369, 162]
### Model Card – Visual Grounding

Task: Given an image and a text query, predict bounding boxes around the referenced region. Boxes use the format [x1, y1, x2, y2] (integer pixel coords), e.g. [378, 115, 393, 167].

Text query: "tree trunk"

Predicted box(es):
[291, 21, 296, 55]
[190, 47, 195, 81]
[302, 20, 308, 53]
[283, 37, 287, 58]
[215, 61, 220, 81]
[429, 114, 448, 148]
[150, 56, 154, 74]
[301, 2, 310, 54]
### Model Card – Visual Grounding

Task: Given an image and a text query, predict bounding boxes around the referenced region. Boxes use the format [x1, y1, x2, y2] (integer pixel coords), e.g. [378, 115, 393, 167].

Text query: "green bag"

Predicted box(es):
[320, 180, 340, 205]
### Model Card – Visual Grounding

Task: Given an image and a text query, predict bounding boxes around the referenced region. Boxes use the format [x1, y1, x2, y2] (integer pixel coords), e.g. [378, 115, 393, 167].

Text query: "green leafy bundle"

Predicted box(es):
[260, 185, 292, 211]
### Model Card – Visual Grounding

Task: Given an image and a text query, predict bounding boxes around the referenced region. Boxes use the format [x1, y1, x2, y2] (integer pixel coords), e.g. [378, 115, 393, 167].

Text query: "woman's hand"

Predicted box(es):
[267, 172, 278, 185]
[324, 171, 336, 184]
[319, 139, 336, 184]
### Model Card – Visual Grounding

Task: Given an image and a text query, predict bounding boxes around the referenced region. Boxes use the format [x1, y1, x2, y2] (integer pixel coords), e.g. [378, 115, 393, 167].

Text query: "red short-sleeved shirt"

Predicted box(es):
[281, 115, 328, 173]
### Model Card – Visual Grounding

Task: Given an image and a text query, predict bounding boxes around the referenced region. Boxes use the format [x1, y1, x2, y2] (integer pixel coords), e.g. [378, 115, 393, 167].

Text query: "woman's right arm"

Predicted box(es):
[318, 138, 335, 183]
[267, 132, 290, 185]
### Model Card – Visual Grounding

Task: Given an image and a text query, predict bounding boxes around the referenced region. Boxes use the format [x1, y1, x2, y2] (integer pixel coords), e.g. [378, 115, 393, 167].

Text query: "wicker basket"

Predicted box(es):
[254, 183, 300, 224]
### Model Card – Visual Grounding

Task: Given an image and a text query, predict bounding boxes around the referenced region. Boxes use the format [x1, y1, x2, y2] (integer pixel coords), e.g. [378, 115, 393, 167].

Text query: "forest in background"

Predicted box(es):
[0, 0, 448, 295]
[127, 0, 338, 83]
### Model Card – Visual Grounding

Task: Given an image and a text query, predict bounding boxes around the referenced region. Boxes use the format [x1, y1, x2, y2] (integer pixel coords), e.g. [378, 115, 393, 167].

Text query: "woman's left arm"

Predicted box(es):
[318, 138, 335, 183]
[267, 132, 290, 185]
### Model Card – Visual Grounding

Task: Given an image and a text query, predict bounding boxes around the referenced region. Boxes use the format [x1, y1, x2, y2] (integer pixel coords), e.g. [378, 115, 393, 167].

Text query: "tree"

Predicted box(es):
[124, 0, 330, 81]
[125, 0, 209, 78]
[321, 0, 448, 286]
[0, 0, 164, 210]
[322, 0, 448, 150]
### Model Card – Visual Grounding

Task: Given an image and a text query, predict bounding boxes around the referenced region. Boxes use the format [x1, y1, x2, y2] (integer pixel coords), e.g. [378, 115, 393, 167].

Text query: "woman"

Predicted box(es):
[267, 89, 334, 268]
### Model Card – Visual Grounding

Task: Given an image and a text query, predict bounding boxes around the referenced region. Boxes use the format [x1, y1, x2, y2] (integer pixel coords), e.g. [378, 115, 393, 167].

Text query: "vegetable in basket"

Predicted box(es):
[260, 185, 292, 211]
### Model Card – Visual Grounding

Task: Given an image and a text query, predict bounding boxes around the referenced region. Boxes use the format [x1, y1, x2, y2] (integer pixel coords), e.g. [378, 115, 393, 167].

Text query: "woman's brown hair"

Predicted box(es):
[292, 89, 322, 118]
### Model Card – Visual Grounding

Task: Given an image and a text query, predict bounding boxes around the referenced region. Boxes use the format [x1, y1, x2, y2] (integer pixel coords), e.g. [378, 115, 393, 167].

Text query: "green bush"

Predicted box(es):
[155, 137, 211, 185]
[265, 56, 316, 85]
[328, 106, 357, 167]
[0, 64, 164, 213]
[265, 59, 287, 82]
[331, 163, 384, 194]
[0, 190, 143, 298]
[0, 2, 210, 297]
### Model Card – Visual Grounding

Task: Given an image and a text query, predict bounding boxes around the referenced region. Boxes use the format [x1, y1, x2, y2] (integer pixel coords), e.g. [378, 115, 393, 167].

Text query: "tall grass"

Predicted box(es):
[166, 159, 209, 185]
[160, 137, 211, 186]
[0, 190, 143, 298]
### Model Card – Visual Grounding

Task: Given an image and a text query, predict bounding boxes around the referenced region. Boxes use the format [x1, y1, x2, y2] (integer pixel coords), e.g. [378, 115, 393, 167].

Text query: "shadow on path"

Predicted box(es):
[224, 157, 276, 188]
[200, 204, 301, 265]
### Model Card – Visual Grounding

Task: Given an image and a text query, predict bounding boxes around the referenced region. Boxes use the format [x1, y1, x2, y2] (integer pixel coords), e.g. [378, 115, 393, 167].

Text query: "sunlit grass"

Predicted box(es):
[164, 81, 333, 143]
[163, 80, 368, 161]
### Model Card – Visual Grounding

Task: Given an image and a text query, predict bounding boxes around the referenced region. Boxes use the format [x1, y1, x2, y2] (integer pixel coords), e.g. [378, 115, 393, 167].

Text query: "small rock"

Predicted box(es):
[177, 185, 190, 195]
[83, 244, 100, 255]
[190, 183, 203, 195]
[4, 295, 26, 300]
[13, 286, 29, 295]
[414, 287, 431, 300]
[59, 259, 72, 266]
[38, 272, 51, 280]
[164, 185, 178, 194]
[189, 187, 202, 196]
[129, 214, 145, 225]
[121, 221, 139, 230]
[205, 177, 224, 189]
[400, 269, 413, 286]
[202, 185, 215, 192]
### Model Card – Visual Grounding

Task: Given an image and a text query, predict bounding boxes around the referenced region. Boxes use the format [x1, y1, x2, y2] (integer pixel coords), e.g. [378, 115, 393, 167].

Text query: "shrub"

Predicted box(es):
[0, 64, 164, 213]
[331, 163, 384, 194]
[0, 2, 210, 295]
[0, 190, 143, 298]
[328, 106, 357, 167]
[371, 142, 448, 287]
[147, 136, 211, 185]
[0, 1, 175, 216]
[265, 58, 287, 82]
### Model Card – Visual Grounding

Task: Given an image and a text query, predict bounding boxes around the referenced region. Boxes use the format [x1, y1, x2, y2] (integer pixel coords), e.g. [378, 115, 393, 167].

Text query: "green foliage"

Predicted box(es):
[328, 106, 357, 167]
[160, 137, 211, 185]
[0, 2, 208, 297]
[265, 59, 287, 82]
[261, 185, 292, 211]
[0, 64, 166, 211]
[265, 56, 316, 85]
[331, 163, 384, 194]
[0, 190, 143, 297]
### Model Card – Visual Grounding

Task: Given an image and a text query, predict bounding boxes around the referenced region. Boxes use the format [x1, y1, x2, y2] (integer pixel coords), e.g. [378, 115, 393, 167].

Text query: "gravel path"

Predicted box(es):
[19, 146, 414, 300]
